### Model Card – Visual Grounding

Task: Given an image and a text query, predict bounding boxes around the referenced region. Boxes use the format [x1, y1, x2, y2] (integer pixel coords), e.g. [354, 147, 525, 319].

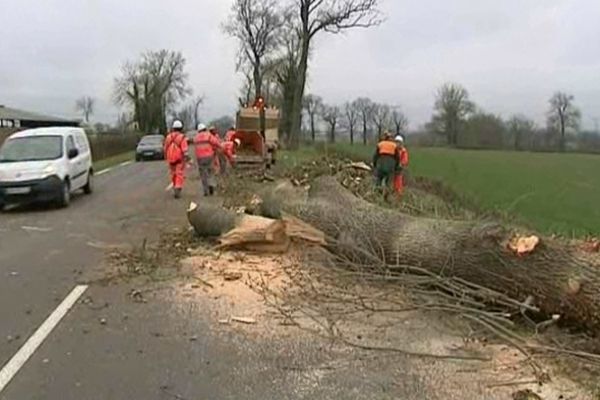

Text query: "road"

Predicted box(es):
[0, 161, 443, 400]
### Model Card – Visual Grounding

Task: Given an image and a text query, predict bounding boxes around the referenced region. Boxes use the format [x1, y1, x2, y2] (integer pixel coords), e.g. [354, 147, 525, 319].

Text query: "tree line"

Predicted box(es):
[301, 95, 408, 144]
[424, 83, 590, 153]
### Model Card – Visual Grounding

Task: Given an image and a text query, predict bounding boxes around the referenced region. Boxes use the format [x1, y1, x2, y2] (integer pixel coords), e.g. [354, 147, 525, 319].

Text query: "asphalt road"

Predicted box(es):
[0, 160, 504, 400]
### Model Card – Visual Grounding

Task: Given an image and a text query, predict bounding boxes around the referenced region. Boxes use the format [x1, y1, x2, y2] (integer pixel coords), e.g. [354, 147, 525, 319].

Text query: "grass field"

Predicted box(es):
[283, 144, 600, 237]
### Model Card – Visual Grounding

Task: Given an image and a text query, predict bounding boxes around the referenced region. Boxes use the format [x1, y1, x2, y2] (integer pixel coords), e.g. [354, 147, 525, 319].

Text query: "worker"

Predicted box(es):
[393, 135, 410, 196]
[224, 126, 237, 142]
[373, 131, 400, 191]
[209, 126, 223, 175]
[221, 138, 241, 173]
[194, 123, 221, 196]
[164, 120, 189, 199]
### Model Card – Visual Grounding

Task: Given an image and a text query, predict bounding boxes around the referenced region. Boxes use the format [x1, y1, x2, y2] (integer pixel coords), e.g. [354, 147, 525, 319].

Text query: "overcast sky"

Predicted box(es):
[1, 0, 599, 130]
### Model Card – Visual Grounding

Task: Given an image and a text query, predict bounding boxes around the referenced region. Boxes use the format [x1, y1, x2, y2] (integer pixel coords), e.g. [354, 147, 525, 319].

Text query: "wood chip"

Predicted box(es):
[231, 316, 257, 325]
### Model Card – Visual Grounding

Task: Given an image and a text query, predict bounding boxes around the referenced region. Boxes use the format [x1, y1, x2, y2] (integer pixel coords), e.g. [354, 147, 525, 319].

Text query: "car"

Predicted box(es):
[0, 127, 93, 209]
[135, 135, 165, 161]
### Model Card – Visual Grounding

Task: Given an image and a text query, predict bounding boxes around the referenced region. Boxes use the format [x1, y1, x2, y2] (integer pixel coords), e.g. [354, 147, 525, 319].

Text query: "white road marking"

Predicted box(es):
[0, 285, 88, 393]
[96, 160, 134, 176]
[21, 226, 53, 233]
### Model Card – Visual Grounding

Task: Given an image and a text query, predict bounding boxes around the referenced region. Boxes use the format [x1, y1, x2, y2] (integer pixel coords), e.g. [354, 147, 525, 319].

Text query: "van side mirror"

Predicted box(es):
[68, 148, 79, 159]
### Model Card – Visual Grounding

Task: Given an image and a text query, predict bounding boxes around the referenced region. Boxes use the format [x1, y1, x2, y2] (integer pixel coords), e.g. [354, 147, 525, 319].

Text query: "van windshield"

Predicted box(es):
[0, 135, 63, 163]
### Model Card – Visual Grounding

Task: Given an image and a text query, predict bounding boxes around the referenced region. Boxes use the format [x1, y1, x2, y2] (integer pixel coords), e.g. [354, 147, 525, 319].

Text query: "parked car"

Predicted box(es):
[0, 127, 93, 209]
[135, 135, 165, 161]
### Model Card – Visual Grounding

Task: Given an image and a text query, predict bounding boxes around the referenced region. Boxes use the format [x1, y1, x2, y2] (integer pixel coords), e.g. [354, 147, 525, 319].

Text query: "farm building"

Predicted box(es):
[0, 104, 79, 129]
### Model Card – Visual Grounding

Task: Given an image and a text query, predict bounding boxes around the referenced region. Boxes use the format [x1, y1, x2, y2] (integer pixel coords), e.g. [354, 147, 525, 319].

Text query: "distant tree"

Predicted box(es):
[547, 92, 581, 152]
[507, 115, 536, 151]
[209, 116, 236, 137]
[287, 0, 383, 145]
[432, 83, 475, 146]
[354, 97, 375, 145]
[391, 108, 408, 136]
[462, 112, 506, 149]
[92, 122, 110, 133]
[303, 94, 323, 142]
[371, 103, 391, 139]
[344, 101, 360, 144]
[322, 105, 341, 143]
[113, 50, 190, 134]
[75, 96, 95, 124]
[224, 0, 284, 100]
[173, 96, 205, 130]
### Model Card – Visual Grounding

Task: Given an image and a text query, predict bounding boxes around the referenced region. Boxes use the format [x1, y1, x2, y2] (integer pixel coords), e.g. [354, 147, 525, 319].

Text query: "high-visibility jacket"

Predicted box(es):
[225, 130, 236, 142]
[399, 147, 409, 168]
[221, 141, 236, 163]
[194, 131, 220, 159]
[373, 140, 400, 166]
[164, 131, 188, 165]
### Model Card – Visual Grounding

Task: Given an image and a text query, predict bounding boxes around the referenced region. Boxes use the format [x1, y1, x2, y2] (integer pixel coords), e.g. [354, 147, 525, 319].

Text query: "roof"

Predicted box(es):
[0, 105, 76, 123]
[10, 127, 85, 139]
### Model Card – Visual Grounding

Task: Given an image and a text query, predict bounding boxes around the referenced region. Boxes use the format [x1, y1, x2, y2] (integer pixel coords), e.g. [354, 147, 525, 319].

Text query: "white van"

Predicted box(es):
[0, 127, 93, 208]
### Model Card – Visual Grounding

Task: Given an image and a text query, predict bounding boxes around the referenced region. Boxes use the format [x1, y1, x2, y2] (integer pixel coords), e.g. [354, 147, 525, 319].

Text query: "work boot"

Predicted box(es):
[209, 186, 215, 196]
[174, 188, 182, 199]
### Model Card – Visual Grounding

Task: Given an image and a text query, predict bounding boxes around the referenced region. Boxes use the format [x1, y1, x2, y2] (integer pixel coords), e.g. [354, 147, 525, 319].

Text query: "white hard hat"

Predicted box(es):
[197, 123, 207, 131]
[395, 135, 405, 143]
[172, 120, 183, 129]
[234, 138, 241, 146]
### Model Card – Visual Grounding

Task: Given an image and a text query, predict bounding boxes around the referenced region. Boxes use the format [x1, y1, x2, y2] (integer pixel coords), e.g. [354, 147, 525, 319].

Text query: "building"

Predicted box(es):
[0, 104, 79, 129]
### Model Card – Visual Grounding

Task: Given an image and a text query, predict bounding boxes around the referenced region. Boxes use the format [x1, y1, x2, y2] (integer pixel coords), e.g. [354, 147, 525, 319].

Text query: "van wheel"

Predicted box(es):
[83, 171, 93, 194]
[57, 180, 71, 208]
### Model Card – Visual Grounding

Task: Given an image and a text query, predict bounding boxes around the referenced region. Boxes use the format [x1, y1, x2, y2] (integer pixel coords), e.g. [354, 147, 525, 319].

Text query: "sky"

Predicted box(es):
[1, 0, 599, 130]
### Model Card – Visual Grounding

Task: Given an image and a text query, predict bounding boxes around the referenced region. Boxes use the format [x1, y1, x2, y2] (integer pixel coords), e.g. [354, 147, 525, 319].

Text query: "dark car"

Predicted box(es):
[135, 135, 164, 161]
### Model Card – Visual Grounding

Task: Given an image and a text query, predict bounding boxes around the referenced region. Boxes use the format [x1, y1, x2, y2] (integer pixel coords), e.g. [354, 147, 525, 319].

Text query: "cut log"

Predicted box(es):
[261, 177, 600, 333]
[187, 204, 326, 254]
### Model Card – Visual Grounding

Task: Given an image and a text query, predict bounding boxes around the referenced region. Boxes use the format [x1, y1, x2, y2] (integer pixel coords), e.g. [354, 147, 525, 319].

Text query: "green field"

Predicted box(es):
[285, 144, 600, 237]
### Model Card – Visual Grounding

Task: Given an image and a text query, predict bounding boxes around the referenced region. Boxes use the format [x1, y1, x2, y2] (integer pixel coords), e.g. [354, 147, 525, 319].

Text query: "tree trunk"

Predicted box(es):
[289, 35, 310, 148]
[362, 120, 368, 145]
[350, 125, 354, 145]
[560, 114, 566, 152]
[310, 115, 316, 142]
[261, 177, 600, 333]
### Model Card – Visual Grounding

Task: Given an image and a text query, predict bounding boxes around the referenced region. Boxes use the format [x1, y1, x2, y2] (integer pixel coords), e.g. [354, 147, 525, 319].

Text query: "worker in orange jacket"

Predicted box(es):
[393, 135, 410, 196]
[373, 131, 400, 189]
[164, 120, 189, 199]
[194, 124, 221, 196]
[208, 126, 223, 175]
[221, 138, 241, 173]
[224, 126, 237, 142]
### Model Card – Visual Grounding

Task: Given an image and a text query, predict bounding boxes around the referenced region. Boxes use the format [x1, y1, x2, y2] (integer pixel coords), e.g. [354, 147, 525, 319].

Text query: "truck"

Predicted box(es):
[233, 101, 280, 168]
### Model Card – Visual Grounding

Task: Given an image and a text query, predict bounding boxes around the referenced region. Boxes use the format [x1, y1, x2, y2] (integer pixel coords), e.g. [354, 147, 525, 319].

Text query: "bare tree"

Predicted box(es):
[371, 103, 391, 138]
[287, 0, 383, 146]
[354, 97, 375, 145]
[322, 104, 341, 143]
[431, 83, 475, 146]
[224, 0, 284, 100]
[547, 92, 581, 152]
[391, 108, 408, 136]
[114, 50, 189, 133]
[507, 115, 536, 151]
[344, 101, 359, 144]
[303, 94, 323, 142]
[172, 95, 204, 131]
[75, 96, 95, 124]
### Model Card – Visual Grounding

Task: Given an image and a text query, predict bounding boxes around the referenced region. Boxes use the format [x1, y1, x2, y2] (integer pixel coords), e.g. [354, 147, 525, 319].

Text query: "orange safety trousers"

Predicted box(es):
[169, 162, 186, 189]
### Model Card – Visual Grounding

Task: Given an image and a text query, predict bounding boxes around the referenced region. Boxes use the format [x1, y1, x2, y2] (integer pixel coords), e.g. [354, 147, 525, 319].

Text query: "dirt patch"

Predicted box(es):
[169, 243, 593, 399]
